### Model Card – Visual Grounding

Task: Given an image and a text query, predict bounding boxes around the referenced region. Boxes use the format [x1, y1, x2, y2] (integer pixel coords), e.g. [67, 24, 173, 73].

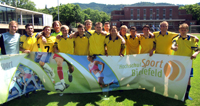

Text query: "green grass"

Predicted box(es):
[3, 34, 200, 106]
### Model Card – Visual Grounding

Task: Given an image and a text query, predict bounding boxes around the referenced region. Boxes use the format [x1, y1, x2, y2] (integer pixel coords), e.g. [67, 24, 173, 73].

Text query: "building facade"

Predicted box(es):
[0, 3, 53, 34]
[111, 6, 196, 31]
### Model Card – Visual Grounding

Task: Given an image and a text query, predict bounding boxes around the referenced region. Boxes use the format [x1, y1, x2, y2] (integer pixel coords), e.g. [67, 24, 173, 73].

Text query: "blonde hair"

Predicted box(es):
[179, 23, 189, 29]
[110, 26, 117, 31]
[160, 21, 168, 26]
[61, 25, 69, 31]
[120, 25, 128, 30]
[84, 20, 92, 25]
[9, 21, 18, 27]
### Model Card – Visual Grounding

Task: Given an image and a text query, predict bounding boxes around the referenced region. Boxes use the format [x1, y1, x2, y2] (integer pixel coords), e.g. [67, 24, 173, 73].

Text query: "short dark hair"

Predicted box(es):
[142, 25, 150, 30]
[78, 24, 85, 28]
[25, 23, 33, 29]
[95, 22, 102, 27]
[52, 21, 62, 28]
[88, 55, 96, 60]
[130, 26, 137, 31]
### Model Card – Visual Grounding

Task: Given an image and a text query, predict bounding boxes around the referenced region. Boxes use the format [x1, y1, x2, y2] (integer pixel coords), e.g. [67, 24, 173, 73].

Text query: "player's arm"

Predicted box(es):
[104, 44, 108, 56]
[120, 39, 126, 57]
[191, 45, 200, 59]
[69, 31, 78, 38]
[171, 40, 178, 51]
[188, 34, 199, 42]
[149, 41, 156, 56]
[117, 32, 126, 44]
[53, 42, 59, 53]
[19, 37, 31, 53]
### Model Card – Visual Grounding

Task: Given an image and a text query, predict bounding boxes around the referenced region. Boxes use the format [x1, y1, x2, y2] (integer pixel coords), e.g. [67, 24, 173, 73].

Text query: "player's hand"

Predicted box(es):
[149, 32, 155, 38]
[101, 31, 107, 36]
[191, 52, 199, 59]
[23, 50, 31, 53]
[56, 35, 61, 39]
[42, 36, 47, 43]
[171, 44, 178, 51]
[119, 53, 124, 57]
[149, 49, 154, 56]
[105, 53, 108, 57]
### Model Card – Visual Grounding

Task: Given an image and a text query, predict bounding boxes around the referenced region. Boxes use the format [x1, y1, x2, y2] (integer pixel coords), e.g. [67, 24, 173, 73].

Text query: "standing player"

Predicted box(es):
[126, 26, 140, 55]
[51, 21, 62, 37]
[149, 21, 199, 56]
[53, 25, 74, 93]
[0, 21, 20, 55]
[139, 25, 155, 54]
[74, 24, 89, 55]
[35, 26, 56, 83]
[171, 23, 200, 100]
[119, 25, 129, 55]
[105, 26, 125, 56]
[19, 23, 39, 53]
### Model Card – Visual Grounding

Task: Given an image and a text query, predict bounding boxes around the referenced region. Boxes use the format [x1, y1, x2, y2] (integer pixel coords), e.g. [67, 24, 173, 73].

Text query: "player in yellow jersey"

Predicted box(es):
[74, 24, 89, 55]
[150, 21, 199, 56]
[139, 25, 155, 54]
[126, 26, 140, 55]
[105, 26, 125, 56]
[20, 23, 40, 53]
[53, 25, 74, 94]
[35, 26, 55, 84]
[119, 25, 129, 55]
[171, 23, 200, 100]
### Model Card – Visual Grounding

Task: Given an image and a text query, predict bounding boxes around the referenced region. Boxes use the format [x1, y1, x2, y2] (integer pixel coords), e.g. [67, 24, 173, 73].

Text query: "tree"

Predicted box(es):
[1, 0, 37, 11]
[179, 4, 200, 24]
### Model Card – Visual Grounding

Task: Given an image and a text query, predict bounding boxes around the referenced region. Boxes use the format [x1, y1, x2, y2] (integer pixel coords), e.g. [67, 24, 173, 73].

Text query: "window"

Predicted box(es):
[150, 9, 153, 14]
[129, 22, 134, 27]
[130, 9, 133, 20]
[144, 16, 146, 20]
[150, 16, 153, 20]
[143, 9, 146, 15]
[156, 9, 159, 14]
[163, 9, 166, 15]
[112, 22, 117, 26]
[170, 9, 172, 14]
[137, 9, 140, 14]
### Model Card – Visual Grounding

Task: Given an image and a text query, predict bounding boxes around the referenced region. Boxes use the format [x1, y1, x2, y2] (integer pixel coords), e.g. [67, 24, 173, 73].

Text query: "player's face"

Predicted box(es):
[160, 23, 168, 32]
[142, 27, 149, 35]
[110, 28, 117, 35]
[104, 24, 110, 31]
[9, 23, 18, 34]
[85, 22, 92, 30]
[130, 29, 136, 36]
[179, 28, 188, 36]
[95, 24, 102, 33]
[25, 26, 34, 36]
[53, 22, 61, 32]
[120, 28, 127, 35]
[78, 27, 85, 35]
[61, 27, 69, 35]
[43, 27, 51, 37]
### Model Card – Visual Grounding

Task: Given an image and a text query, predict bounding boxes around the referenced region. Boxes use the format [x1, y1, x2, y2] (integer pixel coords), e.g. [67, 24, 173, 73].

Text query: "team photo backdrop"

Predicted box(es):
[0, 53, 192, 104]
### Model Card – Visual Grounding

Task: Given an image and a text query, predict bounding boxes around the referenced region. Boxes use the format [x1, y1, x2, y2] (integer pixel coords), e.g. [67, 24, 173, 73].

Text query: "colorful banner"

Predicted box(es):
[0, 52, 192, 104]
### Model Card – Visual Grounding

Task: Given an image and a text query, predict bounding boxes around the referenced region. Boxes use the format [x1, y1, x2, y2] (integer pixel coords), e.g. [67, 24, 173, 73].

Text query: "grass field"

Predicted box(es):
[3, 34, 200, 106]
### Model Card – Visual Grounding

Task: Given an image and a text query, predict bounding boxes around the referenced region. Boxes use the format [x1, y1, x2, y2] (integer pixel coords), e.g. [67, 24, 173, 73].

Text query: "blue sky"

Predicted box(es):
[34, 0, 200, 9]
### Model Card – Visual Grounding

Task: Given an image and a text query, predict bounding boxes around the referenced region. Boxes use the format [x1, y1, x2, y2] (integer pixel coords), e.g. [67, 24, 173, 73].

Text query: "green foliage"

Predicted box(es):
[38, 4, 110, 27]
[1, 0, 37, 11]
[179, 4, 200, 24]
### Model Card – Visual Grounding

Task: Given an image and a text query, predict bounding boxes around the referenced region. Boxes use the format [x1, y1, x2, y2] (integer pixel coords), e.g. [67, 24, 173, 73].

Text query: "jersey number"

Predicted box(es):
[45, 46, 50, 52]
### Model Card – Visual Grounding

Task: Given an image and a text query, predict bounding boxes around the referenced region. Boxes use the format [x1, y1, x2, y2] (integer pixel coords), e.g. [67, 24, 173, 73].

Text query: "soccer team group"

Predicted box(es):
[0, 19, 199, 99]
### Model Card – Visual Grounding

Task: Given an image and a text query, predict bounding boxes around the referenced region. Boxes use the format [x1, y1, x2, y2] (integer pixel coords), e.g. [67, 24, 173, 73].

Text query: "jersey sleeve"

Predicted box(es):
[191, 38, 198, 51]
[19, 36, 24, 48]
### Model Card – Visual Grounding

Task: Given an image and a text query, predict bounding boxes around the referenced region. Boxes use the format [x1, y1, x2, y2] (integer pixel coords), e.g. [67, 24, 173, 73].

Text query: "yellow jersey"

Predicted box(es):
[54, 35, 74, 54]
[154, 31, 178, 55]
[38, 36, 56, 52]
[105, 36, 122, 55]
[89, 32, 106, 55]
[74, 35, 89, 55]
[126, 35, 140, 54]
[20, 33, 38, 52]
[139, 35, 155, 54]
[173, 35, 198, 57]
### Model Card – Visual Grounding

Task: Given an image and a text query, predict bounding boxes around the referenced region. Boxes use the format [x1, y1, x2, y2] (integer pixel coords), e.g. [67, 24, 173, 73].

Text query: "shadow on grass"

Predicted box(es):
[110, 89, 186, 106]
[5, 89, 186, 106]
